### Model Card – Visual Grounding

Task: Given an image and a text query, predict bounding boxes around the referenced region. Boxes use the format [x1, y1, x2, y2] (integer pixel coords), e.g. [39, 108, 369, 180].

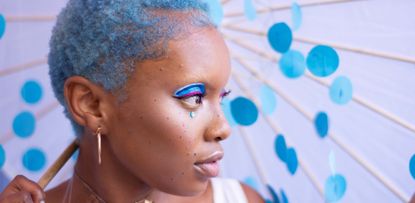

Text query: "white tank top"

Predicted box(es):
[211, 178, 248, 203]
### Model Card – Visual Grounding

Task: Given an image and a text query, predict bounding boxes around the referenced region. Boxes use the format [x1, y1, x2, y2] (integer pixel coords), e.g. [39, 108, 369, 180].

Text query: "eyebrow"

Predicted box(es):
[173, 83, 206, 98]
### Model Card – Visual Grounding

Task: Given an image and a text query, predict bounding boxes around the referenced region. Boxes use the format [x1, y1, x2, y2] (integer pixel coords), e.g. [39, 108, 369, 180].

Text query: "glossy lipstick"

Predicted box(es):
[194, 151, 224, 178]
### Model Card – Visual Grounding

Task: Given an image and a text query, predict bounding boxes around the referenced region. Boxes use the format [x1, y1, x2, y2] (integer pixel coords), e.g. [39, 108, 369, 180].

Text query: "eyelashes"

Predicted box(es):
[173, 83, 231, 107]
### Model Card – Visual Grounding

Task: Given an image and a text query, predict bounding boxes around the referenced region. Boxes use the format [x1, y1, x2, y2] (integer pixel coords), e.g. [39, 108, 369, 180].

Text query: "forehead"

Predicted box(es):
[129, 27, 230, 92]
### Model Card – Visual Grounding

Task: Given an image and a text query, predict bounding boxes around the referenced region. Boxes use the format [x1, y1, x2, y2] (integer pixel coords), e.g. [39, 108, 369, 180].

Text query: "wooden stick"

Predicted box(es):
[5, 16, 56, 22]
[221, 0, 231, 5]
[224, 0, 360, 17]
[223, 25, 415, 64]
[233, 56, 410, 202]
[38, 139, 79, 189]
[0, 58, 47, 77]
[224, 34, 415, 136]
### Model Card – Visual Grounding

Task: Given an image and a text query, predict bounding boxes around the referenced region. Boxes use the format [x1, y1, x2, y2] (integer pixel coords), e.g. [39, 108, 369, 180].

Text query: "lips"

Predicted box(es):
[193, 151, 224, 178]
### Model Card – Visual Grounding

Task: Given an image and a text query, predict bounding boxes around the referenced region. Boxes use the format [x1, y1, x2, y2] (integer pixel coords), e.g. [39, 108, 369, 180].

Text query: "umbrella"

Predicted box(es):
[1, 0, 415, 202]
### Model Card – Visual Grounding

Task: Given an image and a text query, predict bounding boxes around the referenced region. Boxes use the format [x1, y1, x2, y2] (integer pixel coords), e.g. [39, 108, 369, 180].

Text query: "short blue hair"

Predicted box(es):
[48, 0, 213, 135]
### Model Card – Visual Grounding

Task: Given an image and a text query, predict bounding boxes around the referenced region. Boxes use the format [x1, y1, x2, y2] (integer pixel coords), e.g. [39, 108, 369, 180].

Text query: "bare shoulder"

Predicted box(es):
[240, 181, 265, 203]
[45, 180, 69, 203]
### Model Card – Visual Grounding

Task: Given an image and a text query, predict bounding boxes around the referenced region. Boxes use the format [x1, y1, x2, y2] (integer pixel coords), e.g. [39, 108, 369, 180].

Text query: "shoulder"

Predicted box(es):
[45, 180, 69, 203]
[239, 181, 265, 203]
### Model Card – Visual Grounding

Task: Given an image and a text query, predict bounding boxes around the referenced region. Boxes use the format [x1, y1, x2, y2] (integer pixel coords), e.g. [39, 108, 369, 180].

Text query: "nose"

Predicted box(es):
[204, 105, 231, 142]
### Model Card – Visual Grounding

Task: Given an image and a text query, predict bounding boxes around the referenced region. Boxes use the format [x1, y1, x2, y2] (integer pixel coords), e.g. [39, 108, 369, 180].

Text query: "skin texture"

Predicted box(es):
[0, 26, 264, 203]
[46, 27, 263, 202]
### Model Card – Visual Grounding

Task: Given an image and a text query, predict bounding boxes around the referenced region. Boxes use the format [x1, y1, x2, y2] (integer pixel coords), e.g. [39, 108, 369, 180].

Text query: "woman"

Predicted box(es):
[0, 0, 264, 202]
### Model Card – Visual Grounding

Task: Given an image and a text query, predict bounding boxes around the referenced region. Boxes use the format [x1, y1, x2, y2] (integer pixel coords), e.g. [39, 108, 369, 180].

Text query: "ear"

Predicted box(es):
[63, 76, 114, 134]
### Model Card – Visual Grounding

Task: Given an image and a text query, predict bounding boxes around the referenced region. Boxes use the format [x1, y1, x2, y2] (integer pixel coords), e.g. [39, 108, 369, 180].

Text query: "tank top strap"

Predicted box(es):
[211, 178, 248, 203]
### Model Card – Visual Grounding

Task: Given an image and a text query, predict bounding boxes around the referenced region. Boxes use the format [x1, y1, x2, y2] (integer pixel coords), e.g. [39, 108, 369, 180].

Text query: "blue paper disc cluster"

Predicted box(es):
[259, 85, 277, 115]
[274, 134, 298, 175]
[410, 154, 415, 180]
[291, 2, 302, 31]
[230, 97, 258, 126]
[267, 23, 292, 53]
[325, 174, 347, 202]
[279, 50, 306, 79]
[21, 80, 43, 104]
[267, 184, 289, 203]
[306, 45, 339, 77]
[203, 0, 223, 26]
[244, 0, 257, 20]
[13, 111, 36, 138]
[0, 145, 5, 169]
[22, 148, 46, 172]
[330, 76, 353, 105]
[314, 111, 329, 138]
[0, 14, 5, 39]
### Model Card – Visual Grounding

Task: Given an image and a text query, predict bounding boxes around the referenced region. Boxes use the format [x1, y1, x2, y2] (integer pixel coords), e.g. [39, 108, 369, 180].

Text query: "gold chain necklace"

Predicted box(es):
[73, 170, 153, 203]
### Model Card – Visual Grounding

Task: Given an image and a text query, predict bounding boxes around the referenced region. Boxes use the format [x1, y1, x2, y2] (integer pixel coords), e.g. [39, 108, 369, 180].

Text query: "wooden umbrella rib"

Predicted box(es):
[5, 15, 56, 22]
[224, 0, 360, 18]
[0, 101, 60, 144]
[223, 34, 415, 136]
[0, 58, 47, 77]
[233, 56, 409, 202]
[221, 0, 231, 6]
[236, 126, 273, 199]
[232, 70, 324, 197]
[223, 25, 415, 64]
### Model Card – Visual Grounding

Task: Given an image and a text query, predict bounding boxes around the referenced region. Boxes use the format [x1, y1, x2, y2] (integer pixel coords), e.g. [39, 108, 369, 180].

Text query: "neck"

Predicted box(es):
[72, 134, 152, 203]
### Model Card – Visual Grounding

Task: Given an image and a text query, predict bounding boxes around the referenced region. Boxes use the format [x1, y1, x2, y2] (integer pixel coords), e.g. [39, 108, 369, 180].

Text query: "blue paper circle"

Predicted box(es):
[0, 145, 5, 169]
[0, 14, 5, 39]
[280, 189, 289, 203]
[314, 112, 329, 138]
[410, 154, 415, 179]
[243, 176, 259, 191]
[22, 148, 46, 172]
[221, 98, 237, 127]
[266, 184, 280, 203]
[325, 174, 347, 202]
[244, 0, 257, 20]
[291, 2, 302, 31]
[279, 50, 306, 79]
[21, 80, 43, 104]
[260, 85, 277, 115]
[306, 45, 339, 77]
[286, 148, 298, 175]
[72, 149, 80, 161]
[275, 134, 287, 162]
[203, 0, 223, 26]
[13, 111, 36, 138]
[230, 97, 258, 126]
[267, 23, 292, 53]
[330, 76, 353, 105]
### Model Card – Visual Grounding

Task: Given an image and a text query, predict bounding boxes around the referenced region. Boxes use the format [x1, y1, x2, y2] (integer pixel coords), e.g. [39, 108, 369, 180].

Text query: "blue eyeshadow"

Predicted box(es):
[173, 83, 206, 97]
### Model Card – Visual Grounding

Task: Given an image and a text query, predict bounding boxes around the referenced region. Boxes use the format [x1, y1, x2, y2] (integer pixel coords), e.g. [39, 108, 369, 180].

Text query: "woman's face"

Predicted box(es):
[106, 27, 232, 196]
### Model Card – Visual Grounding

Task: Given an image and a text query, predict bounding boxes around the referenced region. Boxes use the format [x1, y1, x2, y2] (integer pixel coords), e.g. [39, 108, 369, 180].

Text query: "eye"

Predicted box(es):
[173, 83, 206, 108]
[181, 94, 204, 106]
[220, 89, 232, 104]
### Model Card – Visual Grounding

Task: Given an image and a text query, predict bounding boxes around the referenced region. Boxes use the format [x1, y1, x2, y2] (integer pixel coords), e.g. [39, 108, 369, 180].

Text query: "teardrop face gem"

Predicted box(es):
[190, 111, 196, 119]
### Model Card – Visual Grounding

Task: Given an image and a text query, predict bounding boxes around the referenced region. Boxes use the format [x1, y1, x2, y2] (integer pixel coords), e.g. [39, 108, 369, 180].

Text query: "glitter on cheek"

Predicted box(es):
[190, 111, 196, 118]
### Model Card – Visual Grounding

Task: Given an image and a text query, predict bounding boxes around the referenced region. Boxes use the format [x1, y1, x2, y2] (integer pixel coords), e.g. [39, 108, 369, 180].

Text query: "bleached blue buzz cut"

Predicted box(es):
[48, 0, 214, 135]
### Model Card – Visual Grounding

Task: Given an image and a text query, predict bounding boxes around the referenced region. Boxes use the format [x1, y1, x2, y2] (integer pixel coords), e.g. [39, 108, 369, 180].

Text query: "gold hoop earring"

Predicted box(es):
[96, 127, 102, 165]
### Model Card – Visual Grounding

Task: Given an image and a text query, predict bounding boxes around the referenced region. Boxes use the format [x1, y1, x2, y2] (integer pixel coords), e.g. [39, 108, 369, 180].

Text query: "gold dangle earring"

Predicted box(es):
[96, 127, 102, 165]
